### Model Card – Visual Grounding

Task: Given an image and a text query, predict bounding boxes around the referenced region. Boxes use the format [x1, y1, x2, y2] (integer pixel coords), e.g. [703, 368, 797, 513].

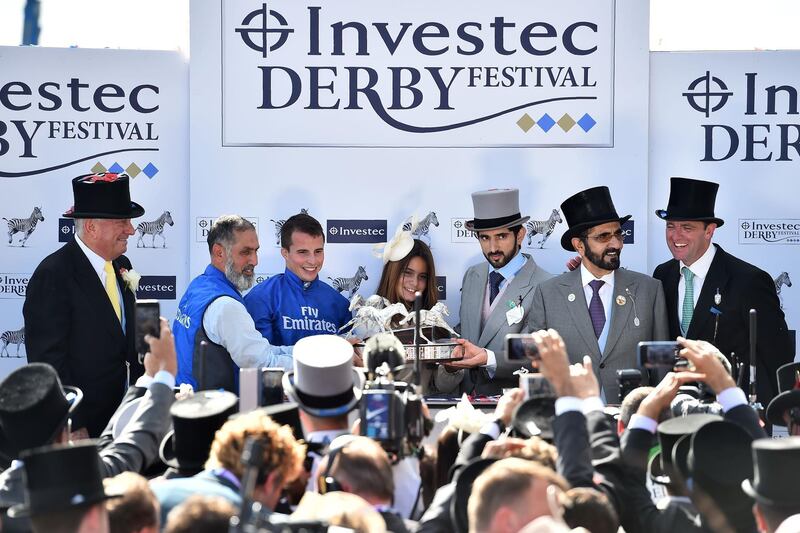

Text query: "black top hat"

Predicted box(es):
[159, 390, 238, 473]
[450, 457, 498, 533]
[655, 177, 724, 227]
[511, 396, 556, 441]
[670, 433, 693, 483]
[63, 173, 144, 219]
[8, 442, 123, 518]
[689, 420, 753, 490]
[743, 436, 800, 507]
[560, 186, 631, 251]
[651, 413, 720, 485]
[0, 364, 83, 459]
[766, 362, 800, 426]
[257, 402, 304, 442]
[465, 189, 530, 232]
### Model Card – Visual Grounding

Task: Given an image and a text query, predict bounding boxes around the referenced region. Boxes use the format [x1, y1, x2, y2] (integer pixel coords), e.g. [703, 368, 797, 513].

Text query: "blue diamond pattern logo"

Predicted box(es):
[537, 114, 555, 132]
[108, 162, 124, 174]
[142, 163, 159, 179]
[577, 114, 597, 132]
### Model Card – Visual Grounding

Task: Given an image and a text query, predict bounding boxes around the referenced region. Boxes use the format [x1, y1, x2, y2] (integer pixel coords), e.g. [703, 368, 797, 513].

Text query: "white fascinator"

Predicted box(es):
[373, 217, 417, 263]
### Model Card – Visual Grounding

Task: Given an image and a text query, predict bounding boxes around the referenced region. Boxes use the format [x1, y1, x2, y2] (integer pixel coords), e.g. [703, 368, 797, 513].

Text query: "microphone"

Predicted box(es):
[625, 288, 640, 327]
[749, 309, 761, 408]
[414, 291, 422, 386]
[362, 333, 405, 377]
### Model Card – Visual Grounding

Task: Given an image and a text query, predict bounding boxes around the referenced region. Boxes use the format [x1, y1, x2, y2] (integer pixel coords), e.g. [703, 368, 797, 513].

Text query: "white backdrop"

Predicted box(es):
[649, 51, 799, 360]
[190, 0, 651, 321]
[0, 46, 189, 375]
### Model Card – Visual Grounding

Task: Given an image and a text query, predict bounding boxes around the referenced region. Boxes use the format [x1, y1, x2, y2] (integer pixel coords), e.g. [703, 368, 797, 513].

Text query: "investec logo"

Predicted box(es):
[0, 273, 30, 299]
[195, 216, 259, 242]
[436, 276, 447, 300]
[739, 219, 800, 245]
[684, 71, 800, 162]
[58, 217, 75, 242]
[621, 219, 634, 244]
[135, 275, 177, 300]
[327, 220, 387, 243]
[223, 1, 613, 146]
[451, 218, 476, 243]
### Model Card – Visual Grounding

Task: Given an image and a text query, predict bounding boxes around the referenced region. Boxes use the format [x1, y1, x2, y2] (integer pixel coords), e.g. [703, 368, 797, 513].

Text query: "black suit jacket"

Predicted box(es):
[619, 403, 765, 533]
[24, 239, 142, 437]
[653, 244, 792, 404]
[553, 409, 648, 533]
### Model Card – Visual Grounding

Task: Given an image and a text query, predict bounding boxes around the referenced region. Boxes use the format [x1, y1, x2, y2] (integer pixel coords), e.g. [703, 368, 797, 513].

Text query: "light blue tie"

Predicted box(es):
[681, 267, 695, 335]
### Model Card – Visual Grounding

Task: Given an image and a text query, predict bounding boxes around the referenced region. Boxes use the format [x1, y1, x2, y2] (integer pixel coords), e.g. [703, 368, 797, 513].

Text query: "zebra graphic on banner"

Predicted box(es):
[270, 208, 309, 246]
[774, 271, 792, 309]
[328, 266, 368, 298]
[402, 211, 439, 243]
[4, 207, 44, 247]
[136, 211, 174, 248]
[525, 209, 563, 248]
[0, 327, 24, 358]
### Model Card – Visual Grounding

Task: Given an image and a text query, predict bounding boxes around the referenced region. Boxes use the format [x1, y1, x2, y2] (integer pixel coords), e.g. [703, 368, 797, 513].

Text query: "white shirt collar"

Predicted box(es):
[74, 234, 108, 279]
[580, 263, 615, 288]
[680, 242, 716, 278]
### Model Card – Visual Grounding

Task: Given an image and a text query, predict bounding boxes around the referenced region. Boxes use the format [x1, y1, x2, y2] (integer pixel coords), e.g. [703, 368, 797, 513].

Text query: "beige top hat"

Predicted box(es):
[465, 188, 530, 232]
[282, 335, 365, 418]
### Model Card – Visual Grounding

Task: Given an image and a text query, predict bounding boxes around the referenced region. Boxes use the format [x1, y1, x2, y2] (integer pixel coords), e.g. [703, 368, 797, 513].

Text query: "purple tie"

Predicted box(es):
[588, 279, 605, 338]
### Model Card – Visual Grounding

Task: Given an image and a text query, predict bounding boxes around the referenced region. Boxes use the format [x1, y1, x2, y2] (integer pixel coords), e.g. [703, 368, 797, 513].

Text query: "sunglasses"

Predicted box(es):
[585, 229, 624, 244]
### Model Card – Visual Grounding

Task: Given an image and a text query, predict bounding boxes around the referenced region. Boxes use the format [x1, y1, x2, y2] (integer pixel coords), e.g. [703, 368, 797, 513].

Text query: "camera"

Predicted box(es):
[135, 300, 160, 356]
[519, 373, 554, 400]
[239, 368, 286, 412]
[359, 334, 427, 459]
[617, 369, 644, 404]
[505, 333, 540, 361]
[638, 341, 681, 369]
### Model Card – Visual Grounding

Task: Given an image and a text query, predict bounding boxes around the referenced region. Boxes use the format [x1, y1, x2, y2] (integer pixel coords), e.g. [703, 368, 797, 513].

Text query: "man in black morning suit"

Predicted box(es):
[24, 173, 145, 437]
[652, 177, 791, 406]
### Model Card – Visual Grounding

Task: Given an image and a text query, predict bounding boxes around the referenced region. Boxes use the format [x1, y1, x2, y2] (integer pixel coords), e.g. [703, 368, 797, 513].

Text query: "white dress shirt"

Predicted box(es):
[678, 243, 717, 324]
[74, 234, 125, 330]
[203, 296, 293, 370]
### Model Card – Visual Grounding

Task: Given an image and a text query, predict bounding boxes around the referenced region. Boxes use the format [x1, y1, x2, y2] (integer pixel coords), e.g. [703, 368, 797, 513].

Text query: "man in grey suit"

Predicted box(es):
[529, 186, 668, 403]
[448, 188, 553, 396]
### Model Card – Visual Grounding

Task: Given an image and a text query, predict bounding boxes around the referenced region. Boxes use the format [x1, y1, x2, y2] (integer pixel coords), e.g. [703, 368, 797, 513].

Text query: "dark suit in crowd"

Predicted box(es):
[24, 240, 141, 436]
[654, 244, 792, 405]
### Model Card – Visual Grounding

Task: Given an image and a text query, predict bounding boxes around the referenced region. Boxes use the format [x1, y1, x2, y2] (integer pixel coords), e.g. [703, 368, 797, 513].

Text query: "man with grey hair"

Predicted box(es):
[24, 172, 145, 437]
[172, 215, 293, 391]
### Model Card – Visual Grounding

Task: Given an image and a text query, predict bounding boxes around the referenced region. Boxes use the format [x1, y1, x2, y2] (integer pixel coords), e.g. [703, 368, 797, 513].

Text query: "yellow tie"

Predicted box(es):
[104, 261, 122, 323]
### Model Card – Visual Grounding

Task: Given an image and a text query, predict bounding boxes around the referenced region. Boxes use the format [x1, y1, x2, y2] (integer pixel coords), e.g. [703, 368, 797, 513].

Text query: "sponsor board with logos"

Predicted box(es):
[738, 219, 800, 245]
[327, 220, 387, 244]
[196, 216, 260, 243]
[435, 276, 447, 300]
[450, 218, 477, 243]
[0, 46, 188, 372]
[0, 275, 31, 299]
[650, 52, 800, 360]
[220, 0, 615, 147]
[135, 276, 178, 300]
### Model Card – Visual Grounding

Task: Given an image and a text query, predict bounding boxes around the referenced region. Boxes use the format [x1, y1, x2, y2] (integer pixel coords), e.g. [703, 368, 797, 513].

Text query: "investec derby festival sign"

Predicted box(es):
[222, 0, 615, 147]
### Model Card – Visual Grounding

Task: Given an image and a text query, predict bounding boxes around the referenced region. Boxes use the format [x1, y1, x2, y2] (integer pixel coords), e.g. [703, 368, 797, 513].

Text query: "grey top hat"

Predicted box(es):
[283, 335, 364, 418]
[465, 189, 530, 232]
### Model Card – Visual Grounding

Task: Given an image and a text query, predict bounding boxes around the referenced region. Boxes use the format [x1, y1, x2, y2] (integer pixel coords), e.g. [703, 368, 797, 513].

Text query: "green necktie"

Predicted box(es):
[681, 267, 695, 336]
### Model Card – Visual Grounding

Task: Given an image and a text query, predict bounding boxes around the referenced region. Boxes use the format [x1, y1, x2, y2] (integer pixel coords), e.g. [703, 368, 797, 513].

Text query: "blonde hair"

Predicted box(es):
[205, 410, 306, 485]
